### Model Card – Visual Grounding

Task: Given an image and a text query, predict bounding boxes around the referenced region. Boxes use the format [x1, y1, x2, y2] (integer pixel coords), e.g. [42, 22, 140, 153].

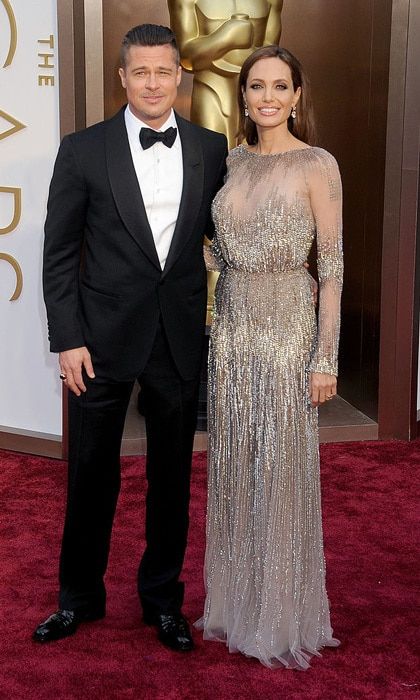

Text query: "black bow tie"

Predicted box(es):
[139, 126, 177, 150]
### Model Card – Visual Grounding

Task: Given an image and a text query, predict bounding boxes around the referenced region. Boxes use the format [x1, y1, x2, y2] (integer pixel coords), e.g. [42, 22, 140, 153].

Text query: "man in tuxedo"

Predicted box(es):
[33, 23, 227, 651]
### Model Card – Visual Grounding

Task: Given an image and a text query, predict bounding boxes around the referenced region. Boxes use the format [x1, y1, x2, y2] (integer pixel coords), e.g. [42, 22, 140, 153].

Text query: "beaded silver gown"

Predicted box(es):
[197, 145, 343, 670]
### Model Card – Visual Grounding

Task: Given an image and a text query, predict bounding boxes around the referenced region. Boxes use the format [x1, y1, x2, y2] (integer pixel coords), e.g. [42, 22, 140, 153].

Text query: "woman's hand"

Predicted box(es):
[310, 372, 337, 407]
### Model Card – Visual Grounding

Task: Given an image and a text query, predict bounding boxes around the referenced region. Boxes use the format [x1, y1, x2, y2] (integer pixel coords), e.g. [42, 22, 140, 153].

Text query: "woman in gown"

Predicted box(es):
[196, 45, 343, 669]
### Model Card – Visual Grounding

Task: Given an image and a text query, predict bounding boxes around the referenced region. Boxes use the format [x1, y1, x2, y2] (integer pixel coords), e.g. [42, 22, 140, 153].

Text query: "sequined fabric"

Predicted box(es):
[196, 145, 343, 669]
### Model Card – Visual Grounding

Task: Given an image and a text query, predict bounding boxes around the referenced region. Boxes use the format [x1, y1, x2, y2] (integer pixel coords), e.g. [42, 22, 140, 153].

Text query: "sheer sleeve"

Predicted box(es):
[307, 151, 343, 376]
[203, 233, 226, 272]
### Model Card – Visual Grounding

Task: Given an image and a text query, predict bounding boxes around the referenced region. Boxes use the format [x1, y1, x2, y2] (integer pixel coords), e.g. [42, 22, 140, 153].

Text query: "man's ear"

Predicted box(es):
[118, 67, 127, 89]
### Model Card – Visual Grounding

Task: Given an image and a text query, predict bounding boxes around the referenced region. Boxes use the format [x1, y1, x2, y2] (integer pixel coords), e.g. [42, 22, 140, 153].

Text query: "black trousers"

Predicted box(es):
[59, 320, 201, 617]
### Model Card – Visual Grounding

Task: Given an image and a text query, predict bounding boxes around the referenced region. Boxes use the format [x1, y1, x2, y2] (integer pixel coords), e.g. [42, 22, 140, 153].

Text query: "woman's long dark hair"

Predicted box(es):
[237, 45, 317, 146]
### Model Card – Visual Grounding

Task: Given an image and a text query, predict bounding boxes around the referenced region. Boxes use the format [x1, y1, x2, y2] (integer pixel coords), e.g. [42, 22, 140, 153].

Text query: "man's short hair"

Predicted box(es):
[120, 24, 180, 67]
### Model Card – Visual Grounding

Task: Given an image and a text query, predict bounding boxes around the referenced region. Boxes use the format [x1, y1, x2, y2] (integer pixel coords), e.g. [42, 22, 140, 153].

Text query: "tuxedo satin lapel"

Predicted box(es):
[162, 115, 204, 277]
[105, 109, 161, 270]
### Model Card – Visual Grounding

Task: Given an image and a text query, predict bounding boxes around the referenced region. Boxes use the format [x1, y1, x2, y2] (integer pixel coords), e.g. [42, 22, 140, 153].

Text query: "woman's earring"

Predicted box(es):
[291, 105, 297, 119]
[244, 105, 249, 117]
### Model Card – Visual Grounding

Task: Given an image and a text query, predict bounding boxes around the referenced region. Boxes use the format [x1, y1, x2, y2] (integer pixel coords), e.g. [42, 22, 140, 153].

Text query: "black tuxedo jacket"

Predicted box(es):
[43, 108, 227, 381]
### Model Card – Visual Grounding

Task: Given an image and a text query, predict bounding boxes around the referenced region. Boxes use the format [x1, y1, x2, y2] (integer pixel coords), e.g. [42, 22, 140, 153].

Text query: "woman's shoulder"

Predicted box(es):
[299, 148, 341, 189]
[303, 148, 342, 200]
[223, 145, 247, 171]
[305, 146, 340, 171]
[227, 144, 246, 159]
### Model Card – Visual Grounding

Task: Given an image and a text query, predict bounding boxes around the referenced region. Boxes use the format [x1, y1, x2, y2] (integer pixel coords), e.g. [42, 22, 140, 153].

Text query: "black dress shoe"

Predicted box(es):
[32, 608, 104, 643]
[145, 612, 194, 652]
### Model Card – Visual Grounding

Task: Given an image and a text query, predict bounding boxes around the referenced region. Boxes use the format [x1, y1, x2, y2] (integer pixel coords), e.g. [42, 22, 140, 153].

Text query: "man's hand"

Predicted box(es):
[310, 372, 337, 407]
[59, 347, 95, 396]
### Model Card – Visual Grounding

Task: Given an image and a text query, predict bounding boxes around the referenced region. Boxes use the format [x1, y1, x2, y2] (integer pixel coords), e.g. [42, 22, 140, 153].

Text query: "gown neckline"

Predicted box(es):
[239, 144, 315, 157]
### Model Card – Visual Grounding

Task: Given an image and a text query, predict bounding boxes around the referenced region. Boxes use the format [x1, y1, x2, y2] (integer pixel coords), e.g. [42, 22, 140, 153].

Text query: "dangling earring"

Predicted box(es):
[291, 105, 297, 119]
[244, 105, 249, 117]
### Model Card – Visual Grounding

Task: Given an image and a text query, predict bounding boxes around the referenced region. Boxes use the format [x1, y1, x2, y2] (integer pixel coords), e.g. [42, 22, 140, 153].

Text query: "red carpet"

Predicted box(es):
[0, 441, 418, 699]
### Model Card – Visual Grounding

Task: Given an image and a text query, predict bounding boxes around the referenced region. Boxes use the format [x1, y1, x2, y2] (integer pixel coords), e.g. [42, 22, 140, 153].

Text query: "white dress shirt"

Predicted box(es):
[124, 105, 184, 269]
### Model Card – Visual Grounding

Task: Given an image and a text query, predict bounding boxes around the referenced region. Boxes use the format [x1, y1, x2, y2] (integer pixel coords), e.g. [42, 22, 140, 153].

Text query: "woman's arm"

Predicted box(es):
[307, 150, 343, 405]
